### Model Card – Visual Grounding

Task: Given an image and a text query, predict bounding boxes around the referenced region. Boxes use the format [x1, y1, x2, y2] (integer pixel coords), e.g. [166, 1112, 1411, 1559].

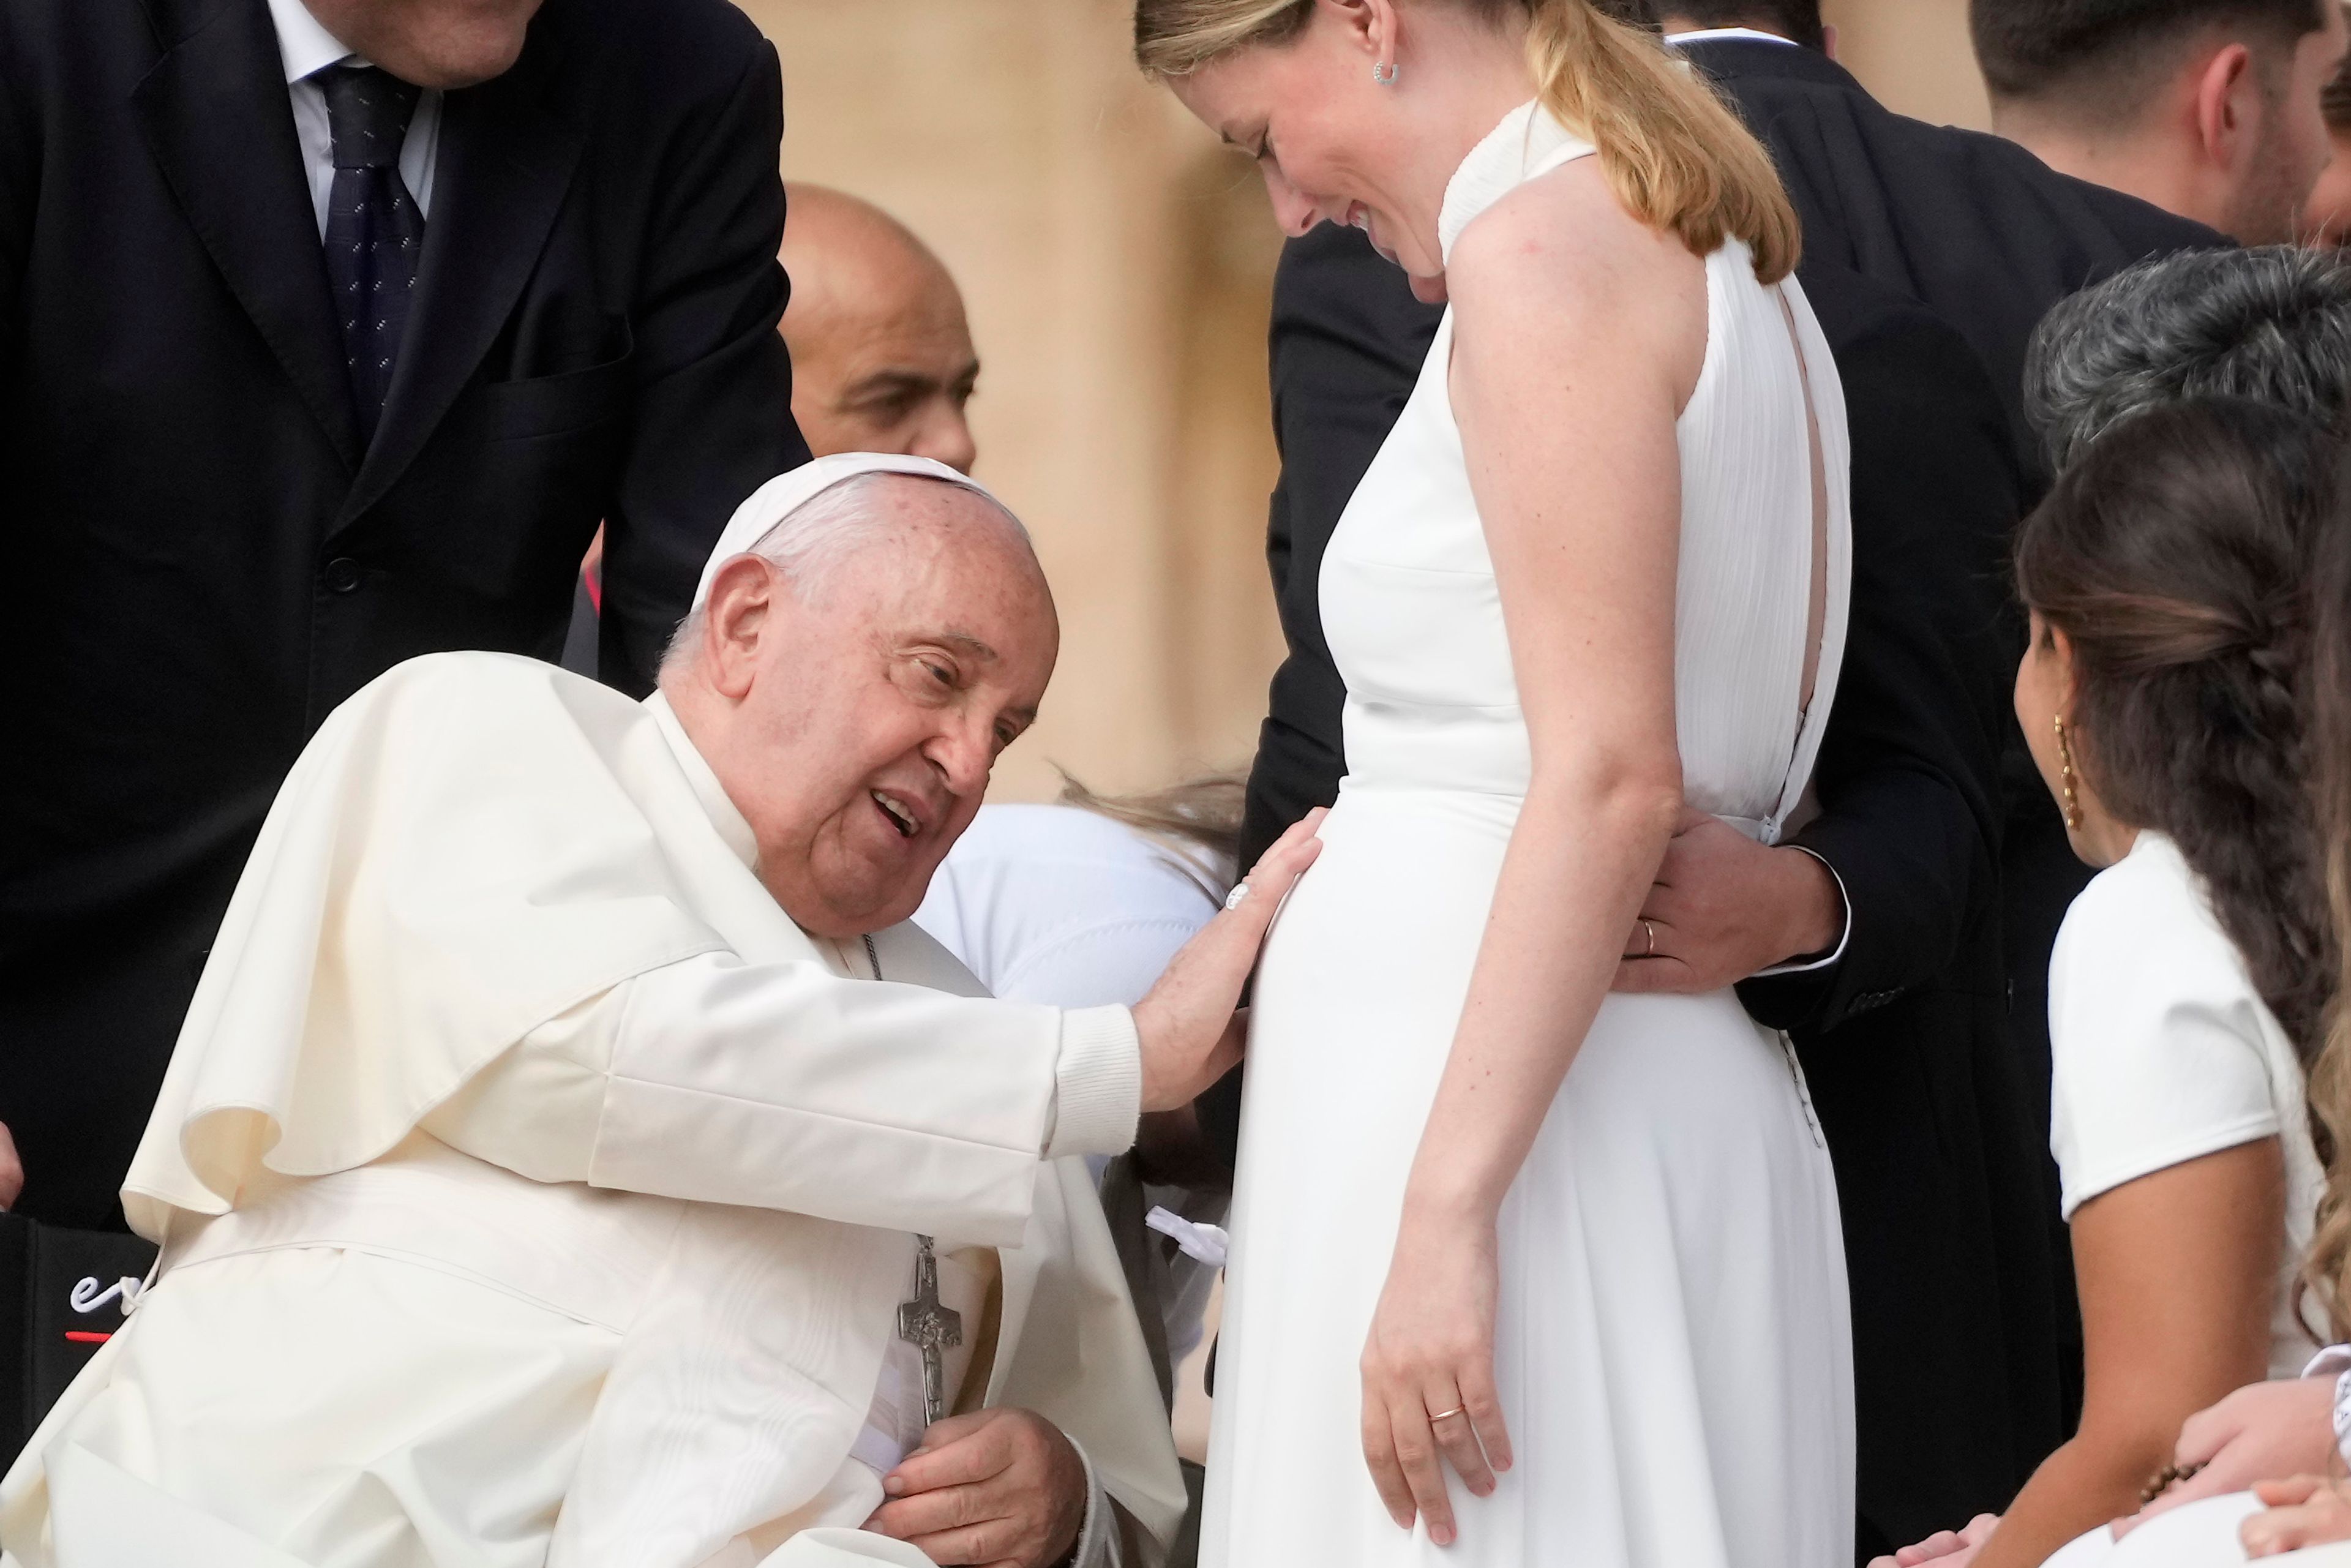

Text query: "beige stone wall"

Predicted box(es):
[1827, 0, 1992, 131]
[740, 0, 1286, 801]
[738, 1, 1996, 801]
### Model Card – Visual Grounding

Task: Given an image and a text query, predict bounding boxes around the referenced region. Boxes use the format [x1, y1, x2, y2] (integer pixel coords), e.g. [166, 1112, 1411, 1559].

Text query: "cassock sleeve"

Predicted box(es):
[422, 951, 1141, 1243]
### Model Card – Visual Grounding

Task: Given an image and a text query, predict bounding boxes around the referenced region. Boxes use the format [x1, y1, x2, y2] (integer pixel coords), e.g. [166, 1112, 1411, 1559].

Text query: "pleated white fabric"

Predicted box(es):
[1199, 103, 1854, 1567]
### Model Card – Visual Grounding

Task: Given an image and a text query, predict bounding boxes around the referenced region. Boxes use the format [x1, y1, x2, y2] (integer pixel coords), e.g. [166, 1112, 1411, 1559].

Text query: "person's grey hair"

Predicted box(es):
[2027, 246, 2351, 474]
[658, 471, 1029, 683]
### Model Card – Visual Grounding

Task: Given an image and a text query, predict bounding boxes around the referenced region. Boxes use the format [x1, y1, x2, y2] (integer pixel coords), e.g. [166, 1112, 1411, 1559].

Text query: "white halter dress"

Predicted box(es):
[1201, 103, 1856, 1567]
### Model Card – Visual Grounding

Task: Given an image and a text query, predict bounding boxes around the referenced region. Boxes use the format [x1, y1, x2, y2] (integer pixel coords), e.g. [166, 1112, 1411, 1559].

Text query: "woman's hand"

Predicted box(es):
[1360, 1204, 1513, 1547]
[1132, 809, 1325, 1112]
[2121, 1376, 2339, 1531]
[2241, 1476, 2351, 1558]
[1867, 1514, 2000, 1568]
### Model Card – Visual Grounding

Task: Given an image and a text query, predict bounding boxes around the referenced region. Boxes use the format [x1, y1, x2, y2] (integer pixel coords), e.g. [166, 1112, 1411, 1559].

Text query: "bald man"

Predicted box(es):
[781, 184, 980, 474]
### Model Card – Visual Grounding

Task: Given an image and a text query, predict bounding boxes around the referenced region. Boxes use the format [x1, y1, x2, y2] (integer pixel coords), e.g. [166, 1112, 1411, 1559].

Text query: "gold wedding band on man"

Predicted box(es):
[1640, 919, 1657, 958]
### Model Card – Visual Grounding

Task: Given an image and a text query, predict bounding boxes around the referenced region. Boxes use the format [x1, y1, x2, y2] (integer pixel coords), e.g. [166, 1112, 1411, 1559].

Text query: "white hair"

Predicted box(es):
[659, 471, 1030, 683]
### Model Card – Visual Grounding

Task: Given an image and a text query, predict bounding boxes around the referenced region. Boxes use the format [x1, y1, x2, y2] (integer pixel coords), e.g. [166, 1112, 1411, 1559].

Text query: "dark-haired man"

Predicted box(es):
[1976, 0, 2346, 246]
[1646, 2, 2225, 479]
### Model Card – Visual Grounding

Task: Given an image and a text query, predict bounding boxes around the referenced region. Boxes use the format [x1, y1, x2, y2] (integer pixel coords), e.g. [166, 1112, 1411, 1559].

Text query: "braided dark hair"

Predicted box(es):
[2302, 440, 2351, 1335]
[2015, 397, 2337, 1060]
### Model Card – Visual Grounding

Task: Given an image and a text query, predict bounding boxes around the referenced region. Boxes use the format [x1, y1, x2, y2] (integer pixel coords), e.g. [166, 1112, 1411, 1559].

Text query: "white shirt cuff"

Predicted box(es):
[1047, 1005, 1141, 1159]
[1063, 1431, 1120, 1568]
[1752, 845, 1853, 977]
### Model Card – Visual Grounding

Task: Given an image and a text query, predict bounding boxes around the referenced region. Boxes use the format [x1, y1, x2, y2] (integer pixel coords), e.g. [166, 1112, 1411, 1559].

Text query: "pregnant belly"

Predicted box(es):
[1246, 787, 1794, 1179]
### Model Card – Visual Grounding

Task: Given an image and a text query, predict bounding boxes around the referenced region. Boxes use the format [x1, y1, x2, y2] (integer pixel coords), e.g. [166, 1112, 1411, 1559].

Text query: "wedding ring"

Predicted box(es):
[1640, 919, 1657, 958]
[1427, 1406, 1466, 1423]
[1224, 882, 1251, 912]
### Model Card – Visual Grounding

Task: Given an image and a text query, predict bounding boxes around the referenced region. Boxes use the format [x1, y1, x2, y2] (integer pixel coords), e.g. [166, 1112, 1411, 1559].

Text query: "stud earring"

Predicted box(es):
[1372, 60, 1400, 84]
[2053, 713, 2084, 832]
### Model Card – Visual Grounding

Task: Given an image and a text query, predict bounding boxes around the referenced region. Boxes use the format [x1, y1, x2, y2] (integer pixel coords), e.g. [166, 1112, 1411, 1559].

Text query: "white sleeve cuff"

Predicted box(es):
[2304, 1345, 2351, 1378]
[1752, 846, 1853, 978]
[1047, 1005, 1141, 1160]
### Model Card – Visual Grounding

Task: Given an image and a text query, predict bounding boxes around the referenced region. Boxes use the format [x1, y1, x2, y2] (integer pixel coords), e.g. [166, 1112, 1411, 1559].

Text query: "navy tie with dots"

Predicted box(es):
[318, 64, 424, 439]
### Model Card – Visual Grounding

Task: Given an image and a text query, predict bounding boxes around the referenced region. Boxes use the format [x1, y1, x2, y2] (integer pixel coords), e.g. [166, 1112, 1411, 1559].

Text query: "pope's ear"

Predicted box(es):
[702, 554, 784, 699]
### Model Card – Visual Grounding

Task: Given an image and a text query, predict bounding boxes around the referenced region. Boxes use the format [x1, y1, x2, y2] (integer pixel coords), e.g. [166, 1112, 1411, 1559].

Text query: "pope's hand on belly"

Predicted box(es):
[866, 1407, 1088, 1567]
[1613, 809, 1844, 994]
[1133, 808, 1327, 1111]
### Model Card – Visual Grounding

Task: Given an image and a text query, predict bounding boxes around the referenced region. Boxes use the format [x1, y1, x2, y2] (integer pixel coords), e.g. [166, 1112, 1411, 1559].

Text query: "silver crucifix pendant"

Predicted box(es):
[897, 1234, 963, 1428]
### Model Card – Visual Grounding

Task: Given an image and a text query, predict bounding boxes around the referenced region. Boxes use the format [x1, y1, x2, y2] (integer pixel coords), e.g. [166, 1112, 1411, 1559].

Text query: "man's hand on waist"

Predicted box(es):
[1614, 809, 1845, 995]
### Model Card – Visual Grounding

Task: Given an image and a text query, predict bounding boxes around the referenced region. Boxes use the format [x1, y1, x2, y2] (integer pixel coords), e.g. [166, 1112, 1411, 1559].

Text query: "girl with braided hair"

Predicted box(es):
[1888, 397, 2339, 1568]
[2197, 416, 2351, 1562]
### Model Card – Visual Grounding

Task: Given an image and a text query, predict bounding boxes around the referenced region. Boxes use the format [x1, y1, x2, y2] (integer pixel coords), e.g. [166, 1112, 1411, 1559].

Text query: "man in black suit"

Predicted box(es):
[0, 0, 808, 1231]
[1655, 4, 2227, 482]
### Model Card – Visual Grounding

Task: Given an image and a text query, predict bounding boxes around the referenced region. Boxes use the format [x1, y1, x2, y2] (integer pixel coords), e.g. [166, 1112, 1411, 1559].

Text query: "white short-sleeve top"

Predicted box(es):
[2049, 831, 2327, 1377]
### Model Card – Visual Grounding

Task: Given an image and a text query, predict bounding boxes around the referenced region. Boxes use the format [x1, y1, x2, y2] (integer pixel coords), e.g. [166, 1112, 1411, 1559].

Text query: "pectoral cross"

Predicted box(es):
[898, 1234, 962, 1428]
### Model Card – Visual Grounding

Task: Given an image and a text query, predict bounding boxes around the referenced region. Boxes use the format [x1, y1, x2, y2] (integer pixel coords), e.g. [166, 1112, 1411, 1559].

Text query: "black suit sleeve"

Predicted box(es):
[596, 36, 810, 696]
[1739, 268, 2015, 1035]
[0, 16, 32, 360]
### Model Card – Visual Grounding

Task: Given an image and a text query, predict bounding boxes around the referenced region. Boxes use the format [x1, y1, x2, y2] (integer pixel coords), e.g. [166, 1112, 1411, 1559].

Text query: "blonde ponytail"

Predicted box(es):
[1134, 0, 1802, 283]
[1523, 0, 1800, 282]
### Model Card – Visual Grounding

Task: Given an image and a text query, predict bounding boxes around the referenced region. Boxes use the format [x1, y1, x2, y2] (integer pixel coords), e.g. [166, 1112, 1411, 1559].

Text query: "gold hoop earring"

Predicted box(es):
[2053, 713, 2084, 832]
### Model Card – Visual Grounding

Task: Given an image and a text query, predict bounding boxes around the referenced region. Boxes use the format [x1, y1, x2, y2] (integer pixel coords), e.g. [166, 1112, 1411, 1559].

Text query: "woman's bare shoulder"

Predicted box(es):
[1445, 159, 1708, 361]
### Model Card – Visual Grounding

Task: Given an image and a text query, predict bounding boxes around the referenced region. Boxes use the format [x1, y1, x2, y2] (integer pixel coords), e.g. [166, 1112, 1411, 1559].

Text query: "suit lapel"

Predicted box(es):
[133, 0, 362, 470]
[335, 33, 585, 533]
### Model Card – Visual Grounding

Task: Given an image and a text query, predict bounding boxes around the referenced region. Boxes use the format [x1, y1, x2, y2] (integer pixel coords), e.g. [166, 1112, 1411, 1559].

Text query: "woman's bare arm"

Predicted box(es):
[1356, 159, 1711, 1542]
[1409, 162, 1704, 1206]
[1970, 1139, 2285, 1568]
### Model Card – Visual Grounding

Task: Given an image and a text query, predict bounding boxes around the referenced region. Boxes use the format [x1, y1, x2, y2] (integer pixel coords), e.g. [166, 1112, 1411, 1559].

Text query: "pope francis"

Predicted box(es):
[0, 454, 1322, 1568]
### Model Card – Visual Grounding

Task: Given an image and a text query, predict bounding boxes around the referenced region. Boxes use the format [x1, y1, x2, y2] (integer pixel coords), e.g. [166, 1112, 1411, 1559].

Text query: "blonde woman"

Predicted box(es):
[1134, 1, 1851, 1563]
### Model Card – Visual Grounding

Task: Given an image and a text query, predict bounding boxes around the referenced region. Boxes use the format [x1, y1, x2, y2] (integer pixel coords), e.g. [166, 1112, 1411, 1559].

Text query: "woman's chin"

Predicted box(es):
[1409, 272, 1450, 305]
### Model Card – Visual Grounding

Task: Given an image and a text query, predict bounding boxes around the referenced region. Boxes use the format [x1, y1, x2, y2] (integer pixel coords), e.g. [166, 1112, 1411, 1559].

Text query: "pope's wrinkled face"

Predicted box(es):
[690, 479, 1056, 937]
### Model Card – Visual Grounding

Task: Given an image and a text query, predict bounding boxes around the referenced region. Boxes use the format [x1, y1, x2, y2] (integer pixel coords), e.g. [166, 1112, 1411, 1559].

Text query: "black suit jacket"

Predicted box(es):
[1673, 39, 2231, 1437]
[0, 0, 808, 1228]
[1681, 37, 2224, 484]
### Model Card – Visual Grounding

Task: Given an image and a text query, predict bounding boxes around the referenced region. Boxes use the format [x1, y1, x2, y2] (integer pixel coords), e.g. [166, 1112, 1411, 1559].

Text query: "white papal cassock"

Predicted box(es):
[0, 651, 1182, 1568]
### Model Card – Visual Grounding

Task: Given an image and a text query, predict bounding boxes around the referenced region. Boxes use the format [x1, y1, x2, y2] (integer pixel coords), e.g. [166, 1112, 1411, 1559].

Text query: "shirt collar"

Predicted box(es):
[266, 0, 357, 84]
[644, 691, 761, 870]
[1665, 26, 1801, 48]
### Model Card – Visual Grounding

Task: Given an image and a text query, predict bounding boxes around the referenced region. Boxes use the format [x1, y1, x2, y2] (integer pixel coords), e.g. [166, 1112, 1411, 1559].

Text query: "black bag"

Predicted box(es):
[0, 1213, 158, 1466]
